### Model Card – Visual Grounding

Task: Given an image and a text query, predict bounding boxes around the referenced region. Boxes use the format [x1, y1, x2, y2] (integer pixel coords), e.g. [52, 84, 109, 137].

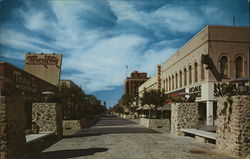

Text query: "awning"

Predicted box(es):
[142, 104, 155, 110]
[158, 104, 171, 111]
[136, 106, 143, 110]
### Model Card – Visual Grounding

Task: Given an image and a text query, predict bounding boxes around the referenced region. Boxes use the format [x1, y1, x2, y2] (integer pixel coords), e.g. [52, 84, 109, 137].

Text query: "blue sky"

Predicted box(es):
[0, 0, 249, 107]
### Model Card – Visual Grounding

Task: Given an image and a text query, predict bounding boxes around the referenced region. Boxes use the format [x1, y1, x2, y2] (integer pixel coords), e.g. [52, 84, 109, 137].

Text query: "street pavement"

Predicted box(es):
[26, 115, 237, 159]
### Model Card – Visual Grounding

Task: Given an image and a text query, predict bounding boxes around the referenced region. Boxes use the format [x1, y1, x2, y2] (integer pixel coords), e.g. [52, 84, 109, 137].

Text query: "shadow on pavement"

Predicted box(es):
[25, 135, 61, 158]
[64, 127, 161, 139]
[25, 148, 108, 159]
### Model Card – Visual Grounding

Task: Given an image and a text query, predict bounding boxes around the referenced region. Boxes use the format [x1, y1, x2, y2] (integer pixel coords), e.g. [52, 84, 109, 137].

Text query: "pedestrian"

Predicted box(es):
[32, 122, 40, 134]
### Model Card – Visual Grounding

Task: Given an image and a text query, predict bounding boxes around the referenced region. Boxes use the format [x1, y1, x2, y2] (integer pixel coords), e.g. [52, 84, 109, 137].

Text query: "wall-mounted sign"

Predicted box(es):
[189, 85, 201, 98]
[13, 70, 37, 92]
[26, 55, 59, 65]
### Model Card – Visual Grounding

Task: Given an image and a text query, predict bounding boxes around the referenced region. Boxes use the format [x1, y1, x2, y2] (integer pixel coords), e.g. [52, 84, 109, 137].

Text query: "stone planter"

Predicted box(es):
[171, 102, 199, 136]
[63, 119, 86, 130]
[122, 114, 135, 119]
[140, 118, 170, 128]
[216, 95, 250, 157]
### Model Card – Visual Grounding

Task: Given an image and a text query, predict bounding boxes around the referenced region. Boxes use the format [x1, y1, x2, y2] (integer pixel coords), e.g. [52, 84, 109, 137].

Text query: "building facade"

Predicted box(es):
[124, 71, 149, 98]
[24, 53, 63, 86]
[59, 80, 82, 92]
[0, 62, 57, 96]
[139, 25, 250, 126]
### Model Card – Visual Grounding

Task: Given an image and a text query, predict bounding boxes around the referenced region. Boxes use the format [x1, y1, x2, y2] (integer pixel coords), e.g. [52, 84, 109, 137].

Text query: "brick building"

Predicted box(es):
[124, 71, 149, 98]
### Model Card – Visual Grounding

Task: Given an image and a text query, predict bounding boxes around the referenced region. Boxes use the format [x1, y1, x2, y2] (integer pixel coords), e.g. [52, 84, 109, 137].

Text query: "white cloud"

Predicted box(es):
[4, 0, 231, 93]
[108, 0, 204, 33]
[201, 5, 231, 25]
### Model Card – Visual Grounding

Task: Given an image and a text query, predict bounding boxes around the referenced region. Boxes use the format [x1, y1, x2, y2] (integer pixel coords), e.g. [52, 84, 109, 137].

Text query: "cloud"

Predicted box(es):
[1, 0, 247, 94]
[62, 34, 175, 92]
[108, 0, 204, 33]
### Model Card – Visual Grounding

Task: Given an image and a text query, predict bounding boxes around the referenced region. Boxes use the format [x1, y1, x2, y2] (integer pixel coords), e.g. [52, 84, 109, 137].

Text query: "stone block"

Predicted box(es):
[0, 96, 27, 159]
[32, 103, 63, 138]
[216, 95, 250, 157]
[171, 103, 199, 136]
[140, 118, 170, 128]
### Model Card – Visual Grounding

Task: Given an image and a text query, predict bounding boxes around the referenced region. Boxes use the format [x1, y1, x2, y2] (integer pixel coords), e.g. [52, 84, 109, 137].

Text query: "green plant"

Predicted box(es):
[140, 89, 168, 118]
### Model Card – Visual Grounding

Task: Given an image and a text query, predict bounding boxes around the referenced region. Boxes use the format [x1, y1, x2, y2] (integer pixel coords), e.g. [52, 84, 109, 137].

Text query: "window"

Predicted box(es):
[184, 68, 187, 86]
[179, 71, 182, 87]
[175, 73, 178, 89]
[235, 56, 243, 78]
[169, 77, 171, 91]
[189, 65, 192, 84]
[166, 79, 168, 92]
[163, 80, 165, 91]
[194, 62, 198, 82]
[220, 56, 228, 78]
[172, 75, 174, 90]
[201, 63, 205, 81]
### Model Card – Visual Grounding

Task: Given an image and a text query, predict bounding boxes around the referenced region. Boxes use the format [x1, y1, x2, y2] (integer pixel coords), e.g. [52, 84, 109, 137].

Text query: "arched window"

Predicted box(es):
[169, 77, 171, 91]
[184, 68, 187, 86]
[166, 79, 168, 92]
[220, 56, 228, 78]
[179, 71, 182, 87]
[172, 75, 174, 90]
[175, 73, 178, 89]
[163, 80, 165, 91]
[201, 63, 205, 80]
[189, 65, 192, 84]
[194, 62, 198, 82]
[235, 56, 243, 78]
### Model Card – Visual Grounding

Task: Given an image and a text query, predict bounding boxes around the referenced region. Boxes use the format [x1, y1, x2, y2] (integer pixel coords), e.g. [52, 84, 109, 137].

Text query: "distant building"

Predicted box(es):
[124, 71, 149, 98]
[59, 80, 82, 93]
[24, 53, 63, 86]
[139, 25, 250, 126]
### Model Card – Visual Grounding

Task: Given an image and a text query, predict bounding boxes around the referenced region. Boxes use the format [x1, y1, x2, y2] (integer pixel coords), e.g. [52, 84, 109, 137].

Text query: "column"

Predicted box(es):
[206, 101, 213, 126]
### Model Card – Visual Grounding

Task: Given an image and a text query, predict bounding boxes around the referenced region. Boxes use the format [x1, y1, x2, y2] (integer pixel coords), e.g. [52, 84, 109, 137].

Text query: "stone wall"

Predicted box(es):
[0, 96, 27, 159]
[217, 95, 250, 157]
[32, 103, 63, 138]
[63, 119, 85, 130]
[140, 118, 170, 128]
[171, 103, 199, 136]
[122, 114, 135, 119]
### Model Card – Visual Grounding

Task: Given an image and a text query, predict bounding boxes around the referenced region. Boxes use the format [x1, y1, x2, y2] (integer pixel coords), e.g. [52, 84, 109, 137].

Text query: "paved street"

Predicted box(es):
[26, 115, 236, 159]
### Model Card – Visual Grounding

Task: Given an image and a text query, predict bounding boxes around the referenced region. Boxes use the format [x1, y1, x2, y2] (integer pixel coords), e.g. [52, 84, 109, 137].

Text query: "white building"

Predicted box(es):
[139, 25, 250, 126]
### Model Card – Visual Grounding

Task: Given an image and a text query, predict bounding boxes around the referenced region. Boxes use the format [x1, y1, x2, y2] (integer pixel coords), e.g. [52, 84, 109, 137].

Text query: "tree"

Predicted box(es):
[140, 89, 168, 118]
[120, 94, 134, 114]
[111, 104, 124, 114]
[49, 85, 106, 120]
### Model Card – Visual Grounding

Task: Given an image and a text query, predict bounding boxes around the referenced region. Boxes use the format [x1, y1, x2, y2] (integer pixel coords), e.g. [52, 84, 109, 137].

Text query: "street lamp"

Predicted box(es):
[41, 91, 55, 102]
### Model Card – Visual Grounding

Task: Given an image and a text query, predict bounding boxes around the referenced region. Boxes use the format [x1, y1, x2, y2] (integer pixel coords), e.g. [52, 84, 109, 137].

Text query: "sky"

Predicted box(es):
[0, 0, 249, 107]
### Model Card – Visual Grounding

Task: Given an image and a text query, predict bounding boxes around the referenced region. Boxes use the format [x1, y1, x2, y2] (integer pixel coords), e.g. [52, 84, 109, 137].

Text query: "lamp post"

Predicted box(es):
[41, 91, 55, 102]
